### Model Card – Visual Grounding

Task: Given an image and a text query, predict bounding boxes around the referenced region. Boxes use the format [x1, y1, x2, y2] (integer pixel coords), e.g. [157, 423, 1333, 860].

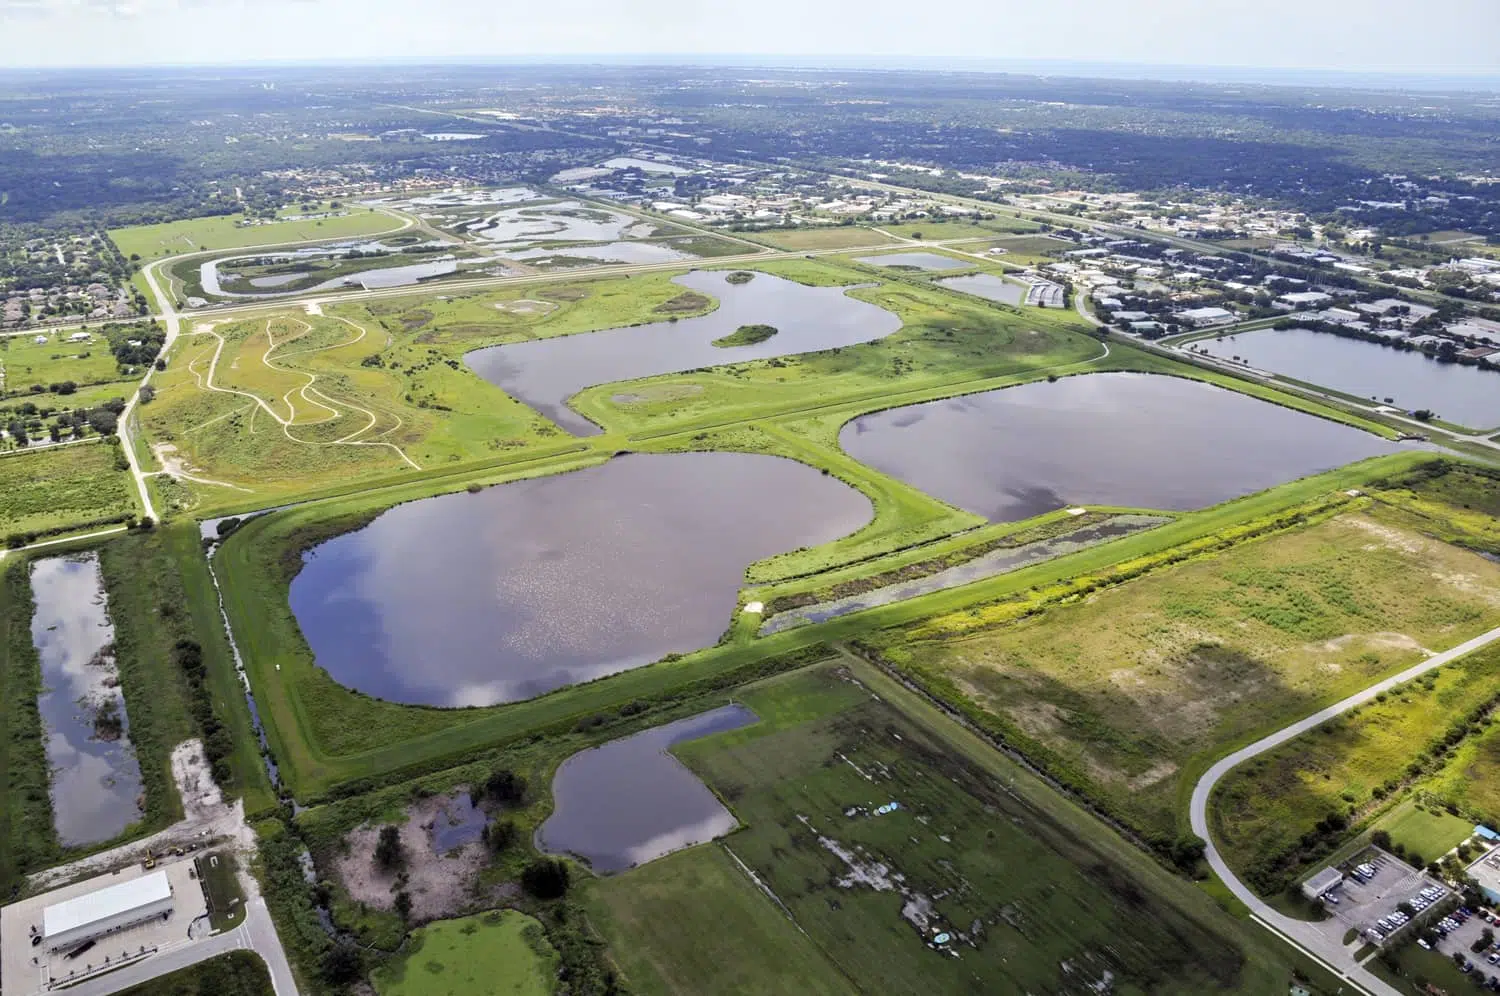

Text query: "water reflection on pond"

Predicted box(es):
[30, 554, 144, 847]
[288, 453, 873, 706]
[466, 269, 902, 434]
[936, 273, 1026, 306]
[1191, 327, 1500, 429]
[840, 373, 1401, 522]
[537, 705, 757, 873]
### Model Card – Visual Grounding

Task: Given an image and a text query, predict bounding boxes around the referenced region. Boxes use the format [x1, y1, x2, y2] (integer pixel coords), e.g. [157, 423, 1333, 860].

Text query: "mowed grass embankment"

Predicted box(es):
[101, 523, 276, 816]
[0, 555, 55, 894]
[584, 660, 1344, 995]
[752, 226, 894, 251]
[870, 497, 1500, 850]
[370, 911, 557, 996]
[109, 207, 402, 261]
[0, 442, 137, 545]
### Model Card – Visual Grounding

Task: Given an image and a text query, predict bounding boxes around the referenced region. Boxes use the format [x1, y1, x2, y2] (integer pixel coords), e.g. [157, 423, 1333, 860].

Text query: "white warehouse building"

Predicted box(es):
[42, 872, 174, 952]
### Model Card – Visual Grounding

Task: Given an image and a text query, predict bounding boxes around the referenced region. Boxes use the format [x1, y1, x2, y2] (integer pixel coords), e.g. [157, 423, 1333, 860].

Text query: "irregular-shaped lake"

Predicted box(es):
[840, 372, 1401, 522]
[1190, 326, 1500, 430]
[288, 453, 873, 706]
[537, 704, 757, 872]
[30, 554, 144, 846]
[465, 270, 902, 434]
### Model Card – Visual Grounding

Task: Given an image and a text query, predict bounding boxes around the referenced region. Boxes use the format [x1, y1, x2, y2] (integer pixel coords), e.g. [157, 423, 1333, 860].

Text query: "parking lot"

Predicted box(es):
[1310, 847, 1447, 947]
[1425, 904, 1500, 988]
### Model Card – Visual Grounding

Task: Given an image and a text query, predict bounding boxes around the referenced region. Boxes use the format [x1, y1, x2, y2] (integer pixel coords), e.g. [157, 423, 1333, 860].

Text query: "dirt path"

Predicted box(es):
[182, 313, 421, 478]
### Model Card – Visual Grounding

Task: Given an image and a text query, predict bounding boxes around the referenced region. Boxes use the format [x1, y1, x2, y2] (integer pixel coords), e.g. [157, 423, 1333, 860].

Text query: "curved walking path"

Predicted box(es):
[1191, 623, 1500, 996]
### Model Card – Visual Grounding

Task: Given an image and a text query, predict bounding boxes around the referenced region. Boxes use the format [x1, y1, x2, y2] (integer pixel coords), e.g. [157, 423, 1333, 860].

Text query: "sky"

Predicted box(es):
[0, 0, 1497, 74]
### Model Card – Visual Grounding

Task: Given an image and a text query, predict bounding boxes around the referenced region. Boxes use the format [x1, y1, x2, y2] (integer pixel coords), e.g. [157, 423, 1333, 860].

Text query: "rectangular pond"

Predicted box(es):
[936, 272, 1026, 306]
[854, 252, 971, 271]
[536, 704, 757, 873]
[465, 269, 902, 434]
[1189, 326, 1500, 429]
[839, 372, 1403, 522]
[287, 453, 873, 707]
[30, 554, 144, 847]
[760, 514, 1168, 634]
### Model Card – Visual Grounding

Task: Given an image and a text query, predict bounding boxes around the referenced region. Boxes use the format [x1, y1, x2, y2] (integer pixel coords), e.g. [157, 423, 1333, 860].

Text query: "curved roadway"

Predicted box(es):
[1191, 623, 1500, 995]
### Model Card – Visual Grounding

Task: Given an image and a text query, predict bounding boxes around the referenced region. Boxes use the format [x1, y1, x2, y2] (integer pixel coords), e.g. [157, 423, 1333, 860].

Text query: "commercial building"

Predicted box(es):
[1177, 306, 1235, 327]
[41, 872, 174, 952]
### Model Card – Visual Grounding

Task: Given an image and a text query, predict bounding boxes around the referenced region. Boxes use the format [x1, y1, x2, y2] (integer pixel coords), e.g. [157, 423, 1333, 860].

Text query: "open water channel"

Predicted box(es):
[465, 269, 902, 434]
[840, 372, 1402, 522]
[1190, 326, 1500, 429]
[288, 453, 873, 706]
[29, 554, 144, 846]
[536, 705, 756, 872]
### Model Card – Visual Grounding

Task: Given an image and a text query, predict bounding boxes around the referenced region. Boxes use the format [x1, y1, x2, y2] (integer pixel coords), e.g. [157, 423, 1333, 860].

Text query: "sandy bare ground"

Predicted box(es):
[333, 793, 486, 923]
[27, 740, 255, 893]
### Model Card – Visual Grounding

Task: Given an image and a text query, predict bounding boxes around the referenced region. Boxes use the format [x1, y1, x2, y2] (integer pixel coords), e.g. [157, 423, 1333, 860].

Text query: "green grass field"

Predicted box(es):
[1372, 798, 1473, 860]
[585, 661, 1345, 995]
[0, 442, 136, 543]
[0, 329, 126, 397]
[587, 846, 854, 995]
[870, 503, 1500, 846]
[370, 911, 558, 996]
[753, 227, 894, 251]
[110, 207, 403, 261]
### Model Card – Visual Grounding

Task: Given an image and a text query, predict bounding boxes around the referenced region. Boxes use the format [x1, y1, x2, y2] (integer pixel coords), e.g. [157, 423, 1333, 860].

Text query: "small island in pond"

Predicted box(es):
[712, 323, 779, 347]
[724, 270, 756, 285]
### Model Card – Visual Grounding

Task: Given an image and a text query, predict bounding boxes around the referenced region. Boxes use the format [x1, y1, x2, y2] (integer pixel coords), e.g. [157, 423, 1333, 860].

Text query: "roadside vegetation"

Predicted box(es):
[115, 951, 274, 996]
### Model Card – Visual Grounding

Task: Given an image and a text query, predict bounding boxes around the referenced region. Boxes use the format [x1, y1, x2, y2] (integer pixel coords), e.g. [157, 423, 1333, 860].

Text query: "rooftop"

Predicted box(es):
[42, 871, 171, 940]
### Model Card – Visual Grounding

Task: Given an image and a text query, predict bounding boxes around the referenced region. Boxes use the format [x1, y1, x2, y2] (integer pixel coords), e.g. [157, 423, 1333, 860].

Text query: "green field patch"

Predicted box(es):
[0, 442, 135, 544]
[0, 329, 127, 398]
[754, 227, 892, 251]
[1372, 798, 1473, 861]
[110, 207, 401, 261]
[370, 910, 558, 996]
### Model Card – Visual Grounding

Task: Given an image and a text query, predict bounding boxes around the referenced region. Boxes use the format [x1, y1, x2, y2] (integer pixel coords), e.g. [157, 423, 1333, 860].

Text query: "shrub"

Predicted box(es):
[521, 858, 570, 899]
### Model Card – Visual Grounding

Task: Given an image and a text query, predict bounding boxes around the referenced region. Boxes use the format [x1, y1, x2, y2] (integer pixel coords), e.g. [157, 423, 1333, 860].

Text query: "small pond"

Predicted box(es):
[840, 372, 1402, 522]
[536, 705, 757, 872]
[937, 273, 1025, 306]
[30, 554, 144, 846]
[854, 252, 970, 271]
[465, 269, 902, 434]
[1190, 326, 1500, 429]
[288, 453, 873, 706]
[501, 241, 695, 265]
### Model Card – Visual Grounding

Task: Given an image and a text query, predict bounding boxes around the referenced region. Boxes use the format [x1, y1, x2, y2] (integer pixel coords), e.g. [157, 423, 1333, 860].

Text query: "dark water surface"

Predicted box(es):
[854, 252, 971, 271]
[840, 373, 1401, 522]
[30, 554, 144, 846]
[465, 270, 901, 434]
[288, 453, 873, 706]
[536, 704, 757, 872]
[1191, 326, 1500, 429]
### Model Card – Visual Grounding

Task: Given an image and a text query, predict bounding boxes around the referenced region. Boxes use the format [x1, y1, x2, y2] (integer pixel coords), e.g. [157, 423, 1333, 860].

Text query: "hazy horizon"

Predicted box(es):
[1, 0, 1496, 77]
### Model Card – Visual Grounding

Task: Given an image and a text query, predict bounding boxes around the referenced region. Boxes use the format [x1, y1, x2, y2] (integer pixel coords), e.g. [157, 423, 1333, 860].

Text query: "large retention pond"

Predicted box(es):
[840, 373, 1401, 522]
[465, 269, 901, 434]
[30, 554, 144, 846]
[537, 705, 756, 872]
[289, 453, 873, 707]
[1190, 326, 1500, 429]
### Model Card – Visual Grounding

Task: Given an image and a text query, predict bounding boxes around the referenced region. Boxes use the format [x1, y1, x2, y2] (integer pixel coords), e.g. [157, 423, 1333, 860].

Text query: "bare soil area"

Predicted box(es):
[334, 793, 486, 923]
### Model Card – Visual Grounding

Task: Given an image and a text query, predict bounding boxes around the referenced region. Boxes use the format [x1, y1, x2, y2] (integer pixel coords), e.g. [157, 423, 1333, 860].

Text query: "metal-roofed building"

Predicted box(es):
[1301, 866, 1343, 901]
[42, 871, 174, 951]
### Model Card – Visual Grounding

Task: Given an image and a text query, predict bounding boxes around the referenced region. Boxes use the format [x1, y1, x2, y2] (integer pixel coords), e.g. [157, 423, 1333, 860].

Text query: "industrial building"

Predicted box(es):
[1301, 866, 1343, 901]
[41, 871, 174, 952]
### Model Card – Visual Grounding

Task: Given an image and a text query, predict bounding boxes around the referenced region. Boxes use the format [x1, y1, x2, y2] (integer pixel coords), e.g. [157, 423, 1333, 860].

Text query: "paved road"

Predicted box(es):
[1190, 623, 1500, 996]
[52, 898, 294, 996]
